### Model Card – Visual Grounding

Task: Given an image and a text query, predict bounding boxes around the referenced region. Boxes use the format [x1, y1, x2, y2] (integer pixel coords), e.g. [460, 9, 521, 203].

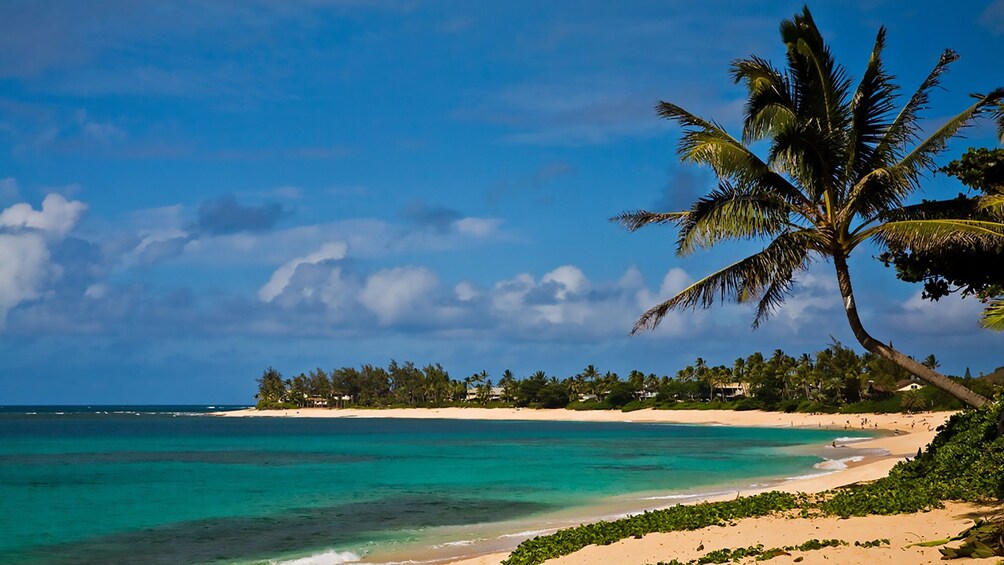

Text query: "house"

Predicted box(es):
[635, 390, 658, 400]
[305, 396, 328, 407]
[895, 379, 924, 392]
[716, 382, 748, 399]
[466, 387, 504, 402]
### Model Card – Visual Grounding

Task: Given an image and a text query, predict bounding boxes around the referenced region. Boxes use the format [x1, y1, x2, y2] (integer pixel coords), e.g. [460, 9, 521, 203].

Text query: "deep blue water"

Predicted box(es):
[0, 407, 856, 564]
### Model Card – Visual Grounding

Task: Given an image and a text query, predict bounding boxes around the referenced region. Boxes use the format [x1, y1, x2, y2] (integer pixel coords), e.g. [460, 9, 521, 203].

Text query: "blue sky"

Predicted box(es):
[1, 1, 1002, 403]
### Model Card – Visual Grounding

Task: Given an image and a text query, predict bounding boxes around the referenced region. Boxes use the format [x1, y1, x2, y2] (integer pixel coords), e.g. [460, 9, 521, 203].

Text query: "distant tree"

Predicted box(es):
[288, 373, 310, 407]
[922, 354, 941, 371]
[308, 368, 331, 399]
[256, 367, 286, 408]
[499, 369, 518, 403]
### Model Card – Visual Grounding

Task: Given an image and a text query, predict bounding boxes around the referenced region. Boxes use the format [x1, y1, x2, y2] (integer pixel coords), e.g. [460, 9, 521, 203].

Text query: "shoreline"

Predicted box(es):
[220, 407, 954, 564]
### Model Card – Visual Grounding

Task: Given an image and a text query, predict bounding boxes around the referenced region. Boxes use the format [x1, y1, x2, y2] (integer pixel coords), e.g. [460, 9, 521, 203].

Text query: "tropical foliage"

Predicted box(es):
[880, 147, 1004, 330]
[615, 7, 1002, 407]
[252, 342, 1001, 412]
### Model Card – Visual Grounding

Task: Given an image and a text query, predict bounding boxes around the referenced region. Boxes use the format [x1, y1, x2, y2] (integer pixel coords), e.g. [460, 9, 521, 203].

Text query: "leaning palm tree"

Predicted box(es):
[616, 7, 1003, 408]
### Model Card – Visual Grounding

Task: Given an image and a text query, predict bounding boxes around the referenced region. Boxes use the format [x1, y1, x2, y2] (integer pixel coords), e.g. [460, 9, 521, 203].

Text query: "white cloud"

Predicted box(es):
[542, 265, 587, 299]
[359, 266, 439, 325]
[0, 193, 87, 237]
[0, 233, 58, 324]
[258, 241, 349, 302]
[455, 281, 479, 301]
[453, 217, 503, 238]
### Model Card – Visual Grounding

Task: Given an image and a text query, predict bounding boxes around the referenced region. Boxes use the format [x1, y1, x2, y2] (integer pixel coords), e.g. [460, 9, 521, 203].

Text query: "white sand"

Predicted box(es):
[219, 407, 976, 564]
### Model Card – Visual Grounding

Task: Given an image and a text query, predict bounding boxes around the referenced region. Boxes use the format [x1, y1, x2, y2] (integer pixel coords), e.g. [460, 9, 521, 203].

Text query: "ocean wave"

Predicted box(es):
[814, 456, 865, 471]
[785, 471, 833, 481]
[432, 538, 484, 548]
[641, 489, 732, 501]
[273, 549, 361, 565]
[499, 528, 553, 539]
[833, 436, 871, 443]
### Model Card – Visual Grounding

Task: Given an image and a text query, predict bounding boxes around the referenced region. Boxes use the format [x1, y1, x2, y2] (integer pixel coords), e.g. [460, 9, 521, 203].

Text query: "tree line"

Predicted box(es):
[255, 340, 998, 412]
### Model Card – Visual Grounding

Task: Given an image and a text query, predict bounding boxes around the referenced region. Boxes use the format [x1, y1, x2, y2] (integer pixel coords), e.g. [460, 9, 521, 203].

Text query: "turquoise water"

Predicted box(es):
[0, 407, 860, 564]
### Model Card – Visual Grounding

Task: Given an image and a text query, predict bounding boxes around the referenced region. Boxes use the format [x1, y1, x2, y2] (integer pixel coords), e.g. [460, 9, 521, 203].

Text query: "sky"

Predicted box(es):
[1, 0, 1002, 404]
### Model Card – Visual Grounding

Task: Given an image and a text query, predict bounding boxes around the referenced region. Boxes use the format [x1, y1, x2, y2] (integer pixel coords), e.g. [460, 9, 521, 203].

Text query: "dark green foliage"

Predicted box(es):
[854, 539, 890, 548]
[880, 148, 1004, 302]
[502, 492, 802, 565]
[604, 382, 636, 408]
[822, 402, 1004, 517]
[939, 518, 1004, 559]
[253, 335, 1000, 411]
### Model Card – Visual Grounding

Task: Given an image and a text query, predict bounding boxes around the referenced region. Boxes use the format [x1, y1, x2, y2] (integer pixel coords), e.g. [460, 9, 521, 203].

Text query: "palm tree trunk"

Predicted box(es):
[832, 255, 988, 408]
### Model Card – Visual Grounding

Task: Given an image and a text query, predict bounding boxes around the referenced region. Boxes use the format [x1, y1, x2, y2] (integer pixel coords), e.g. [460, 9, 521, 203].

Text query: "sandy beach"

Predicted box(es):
[219, 408, 995, 564]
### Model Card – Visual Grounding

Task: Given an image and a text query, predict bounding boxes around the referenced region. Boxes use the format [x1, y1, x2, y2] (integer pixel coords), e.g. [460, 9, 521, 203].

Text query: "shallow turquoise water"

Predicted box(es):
[0, 407, 858, 564]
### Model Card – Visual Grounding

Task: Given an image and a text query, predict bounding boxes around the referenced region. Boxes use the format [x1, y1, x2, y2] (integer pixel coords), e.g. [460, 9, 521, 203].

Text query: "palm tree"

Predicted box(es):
[615, 8, 1002, 408]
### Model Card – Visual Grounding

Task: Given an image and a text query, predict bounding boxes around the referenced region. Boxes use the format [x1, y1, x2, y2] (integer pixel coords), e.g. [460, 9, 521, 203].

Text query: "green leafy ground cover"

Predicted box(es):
[502, 402, 1004, 565]
[654, 538, 863, 564]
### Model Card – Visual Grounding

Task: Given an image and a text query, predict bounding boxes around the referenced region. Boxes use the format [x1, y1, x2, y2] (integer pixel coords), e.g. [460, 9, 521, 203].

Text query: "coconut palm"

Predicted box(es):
[615, 8, 1002, 407]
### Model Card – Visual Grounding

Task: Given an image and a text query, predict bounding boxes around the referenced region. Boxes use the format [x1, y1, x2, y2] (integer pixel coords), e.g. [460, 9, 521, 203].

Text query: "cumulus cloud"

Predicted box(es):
[454, 217, 503, 238]
[359, 266, 440, 325]
[0, 194, 88, 324]
[258, 241, 349, 302]
[0, 193, 87, 237]
[0, 233, 56, 323]
[195, 194, 284, 235]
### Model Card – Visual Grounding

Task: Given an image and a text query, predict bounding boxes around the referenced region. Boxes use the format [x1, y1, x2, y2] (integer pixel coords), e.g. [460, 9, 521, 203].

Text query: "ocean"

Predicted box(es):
[0, 406, 869, 564]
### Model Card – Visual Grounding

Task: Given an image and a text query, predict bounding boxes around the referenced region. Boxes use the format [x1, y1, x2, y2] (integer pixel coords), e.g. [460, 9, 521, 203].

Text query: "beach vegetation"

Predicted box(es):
[252, 344, 1001, 412]
[503, 402, 1004, 565]
[614, 6, 1002, 408]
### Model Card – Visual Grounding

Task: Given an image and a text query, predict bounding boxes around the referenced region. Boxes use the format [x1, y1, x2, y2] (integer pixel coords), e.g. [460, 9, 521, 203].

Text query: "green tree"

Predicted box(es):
[499, 369, 518, 403]
[879, 147, 1004, 329]
[615, 7, 1000, 407]
[256, 367, 286, 408]
[308, 368, 331, 400]
[288, 373, 310, 407]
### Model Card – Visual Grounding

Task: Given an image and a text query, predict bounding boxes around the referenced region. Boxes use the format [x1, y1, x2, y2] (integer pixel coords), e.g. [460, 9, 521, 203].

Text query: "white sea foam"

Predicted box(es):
[273, 549, 361, 565]
[785, 471, 833, 481]
[432, 538, 483, 548]
[814, 456, 865, 471]
[499, 528, 553, 539]
[641, 490, 731, 501]
[834, 436, 871, 443]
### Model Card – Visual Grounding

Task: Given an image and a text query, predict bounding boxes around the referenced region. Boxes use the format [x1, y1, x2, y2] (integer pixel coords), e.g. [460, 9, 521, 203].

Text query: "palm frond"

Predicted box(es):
[656, 102, 812, 213]
[768, 123, 841, 204]
[894, 89, 1004, 185]
[980, 299, 1004, 331]
[874, 49, 960, 163]
[675, 180, 795, 255]
[979, 194, 1004, 216]
[632, 231, 815, 333]
[779, 7, 852, 134]
[611, 210, 689, 232]
[846, 27, 898, 185]
[862, 218, 1004, 252]
[846, 90, 1004, 221]
[731, 55, 797, 143]
[996, 103, 1004, 143]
